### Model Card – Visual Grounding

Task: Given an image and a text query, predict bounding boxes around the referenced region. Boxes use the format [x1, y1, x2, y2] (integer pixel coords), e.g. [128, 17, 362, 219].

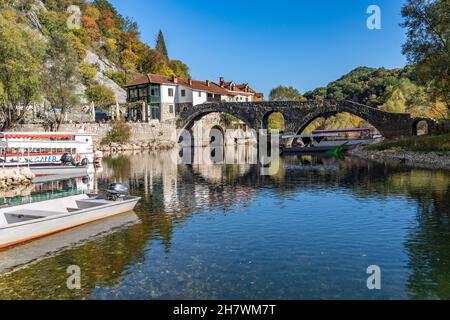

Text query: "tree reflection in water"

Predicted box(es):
[0, 147, 449, 299]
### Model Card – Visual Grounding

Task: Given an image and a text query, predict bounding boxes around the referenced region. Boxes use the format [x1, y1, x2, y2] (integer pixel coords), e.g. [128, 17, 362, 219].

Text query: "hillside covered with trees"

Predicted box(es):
[0, 0, 190, 130]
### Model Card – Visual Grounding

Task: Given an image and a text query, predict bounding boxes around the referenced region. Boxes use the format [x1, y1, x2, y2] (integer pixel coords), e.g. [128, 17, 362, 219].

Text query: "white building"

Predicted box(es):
[125, 74, 263, 122]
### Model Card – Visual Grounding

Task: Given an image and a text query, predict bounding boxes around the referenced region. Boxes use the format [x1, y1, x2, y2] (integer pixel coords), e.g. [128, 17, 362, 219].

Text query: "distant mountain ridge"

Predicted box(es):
[304, 66, 448, 120]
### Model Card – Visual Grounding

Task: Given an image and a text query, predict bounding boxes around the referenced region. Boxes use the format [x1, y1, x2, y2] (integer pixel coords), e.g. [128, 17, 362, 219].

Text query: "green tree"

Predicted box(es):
[122, 16, 139, 35]
[401, 0, 450, 109]
[169, 60, 190, 78]
[43, 32, 81, 130]
[80, 62, 98, 86]
[106, 69, 130, 87]
[155, 29, 169, 60]
[138, 48, 172, 76]
[304, 67, 404, 107]
[0, 13, 45, 130]
[86, 84, 115, 109]
[380, 89, 407, 113]
[267, 112, 285, 133]
[101, 120, 131, 145]
[269, 86, 306, 101]
[93, 0, 126, 29]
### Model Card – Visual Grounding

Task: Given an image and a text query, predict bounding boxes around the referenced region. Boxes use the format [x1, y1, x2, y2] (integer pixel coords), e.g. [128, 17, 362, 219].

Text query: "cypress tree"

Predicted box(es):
[155, 29, 169, 60]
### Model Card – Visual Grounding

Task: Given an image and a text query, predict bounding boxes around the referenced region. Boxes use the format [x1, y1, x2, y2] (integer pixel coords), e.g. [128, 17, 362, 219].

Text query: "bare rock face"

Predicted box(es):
[85, 50, 117, 73]
[26, 0, 47, 32]
[21, 2, 128, 120]
[84, 50, 127, 104]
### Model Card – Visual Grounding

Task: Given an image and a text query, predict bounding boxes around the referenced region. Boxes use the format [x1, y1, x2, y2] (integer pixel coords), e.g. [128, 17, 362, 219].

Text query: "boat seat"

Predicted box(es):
[75, 199, 109, 209]
[5, 209, 64, 218]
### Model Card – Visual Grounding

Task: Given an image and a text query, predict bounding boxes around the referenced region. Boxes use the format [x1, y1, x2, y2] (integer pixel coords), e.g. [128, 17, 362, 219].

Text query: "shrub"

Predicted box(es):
[102, 120, 131, 145]
[222, 114, 239, 126]
[86, 83, 115, 107]
[367, 133, 450, 152]
[67, 32, 87, 60]
[105, 69, 130, 86]
[80, 62, 98, 86]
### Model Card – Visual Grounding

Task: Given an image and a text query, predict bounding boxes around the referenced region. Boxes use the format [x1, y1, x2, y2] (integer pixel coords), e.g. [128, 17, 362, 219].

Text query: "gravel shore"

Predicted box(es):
[351, 149, 450, 171]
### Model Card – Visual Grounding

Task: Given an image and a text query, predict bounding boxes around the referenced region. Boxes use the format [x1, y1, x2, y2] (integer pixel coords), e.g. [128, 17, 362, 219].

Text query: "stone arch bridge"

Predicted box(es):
[177, 100, 438, 138]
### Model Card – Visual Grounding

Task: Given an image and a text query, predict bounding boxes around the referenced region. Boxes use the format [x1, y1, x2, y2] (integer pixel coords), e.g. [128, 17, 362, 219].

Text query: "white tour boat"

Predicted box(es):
[0, 184, 140, 250]
[0, 132, 101, 168]
[310, 128, 383, 147]
[281, 128, 383, 154]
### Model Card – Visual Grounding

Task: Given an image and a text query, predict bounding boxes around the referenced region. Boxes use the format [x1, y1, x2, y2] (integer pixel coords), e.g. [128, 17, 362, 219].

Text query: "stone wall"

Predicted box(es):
[13, 113, 255, 152]
[0, 168, 35, 190]
[191, 113, 257, 147]
[437, 120, 450, 134]
[14, 121, 178, 149]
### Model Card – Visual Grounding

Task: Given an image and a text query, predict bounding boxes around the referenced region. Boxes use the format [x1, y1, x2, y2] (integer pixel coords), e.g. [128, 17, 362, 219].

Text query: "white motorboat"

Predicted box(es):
[30, 165, 91, 177]
[0, 212, 139, 274]
[0, 184, 141, 250]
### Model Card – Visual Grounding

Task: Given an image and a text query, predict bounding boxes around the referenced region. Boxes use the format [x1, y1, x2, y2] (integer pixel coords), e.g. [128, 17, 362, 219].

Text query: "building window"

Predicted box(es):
[129, 88, 138, 99]
[181, 89, 186, 97]
[169, 105, 174, 113]
[150, 103, 161, 120]
[150, 86, 160, 97]
[198, 92, 202, 98]
[138, 86, 148, 98]
[168, 88, 174, 97]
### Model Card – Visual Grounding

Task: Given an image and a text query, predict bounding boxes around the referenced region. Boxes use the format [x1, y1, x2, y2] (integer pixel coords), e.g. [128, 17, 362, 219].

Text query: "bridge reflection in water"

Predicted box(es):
[0, 148, 449, 300]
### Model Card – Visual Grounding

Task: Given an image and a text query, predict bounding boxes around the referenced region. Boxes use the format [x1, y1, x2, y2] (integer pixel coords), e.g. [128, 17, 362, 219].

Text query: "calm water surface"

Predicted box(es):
[0, 148, 449, 300]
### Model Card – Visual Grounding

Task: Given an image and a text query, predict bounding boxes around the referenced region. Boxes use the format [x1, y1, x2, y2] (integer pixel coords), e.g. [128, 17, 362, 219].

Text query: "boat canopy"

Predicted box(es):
[282, 133, 340, 139]
[0, 140, 88, 149]
[312, 128, 371, 134]
[0, 132, 96, 140]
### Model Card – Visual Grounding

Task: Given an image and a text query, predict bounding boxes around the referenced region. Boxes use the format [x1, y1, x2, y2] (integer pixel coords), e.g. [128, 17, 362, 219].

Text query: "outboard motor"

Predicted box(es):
[105, 183, 129, 201]
[60, 153, 74, 166]
[79, 158, 89, 167]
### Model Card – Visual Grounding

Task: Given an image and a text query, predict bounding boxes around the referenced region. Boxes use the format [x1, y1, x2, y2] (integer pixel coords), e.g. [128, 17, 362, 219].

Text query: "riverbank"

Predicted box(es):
[351, 149, 450, 170]
[98, 140, 176, 152]
[0, 168, 35, 190]
[351, 133, 450, 170]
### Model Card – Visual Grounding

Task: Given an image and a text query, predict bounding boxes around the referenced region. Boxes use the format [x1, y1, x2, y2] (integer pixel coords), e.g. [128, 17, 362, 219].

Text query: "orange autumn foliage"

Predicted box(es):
[81, 15, 101, 41]
[100, 11, 115, 31]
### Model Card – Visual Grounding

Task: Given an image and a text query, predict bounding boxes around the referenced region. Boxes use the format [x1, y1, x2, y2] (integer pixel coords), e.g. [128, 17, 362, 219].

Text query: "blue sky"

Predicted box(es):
[109, 0, 408, 97]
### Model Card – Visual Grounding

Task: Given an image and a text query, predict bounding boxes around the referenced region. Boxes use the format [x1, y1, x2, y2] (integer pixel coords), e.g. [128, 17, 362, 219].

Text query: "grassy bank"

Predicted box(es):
[367, 134, 450, 152]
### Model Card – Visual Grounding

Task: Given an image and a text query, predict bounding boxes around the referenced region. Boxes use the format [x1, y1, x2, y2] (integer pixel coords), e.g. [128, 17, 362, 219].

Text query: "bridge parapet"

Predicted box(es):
[177, 100, 437, 138]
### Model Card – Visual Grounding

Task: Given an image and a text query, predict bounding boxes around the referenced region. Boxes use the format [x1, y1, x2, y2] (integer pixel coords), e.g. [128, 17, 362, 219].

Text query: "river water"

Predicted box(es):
[0, 148, 449, 300]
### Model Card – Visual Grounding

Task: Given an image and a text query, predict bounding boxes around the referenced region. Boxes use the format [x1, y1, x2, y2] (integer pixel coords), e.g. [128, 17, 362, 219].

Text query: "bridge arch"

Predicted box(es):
[209, 125, 225, 145]
[177, 100, 434, 139]
[262, 111, 286, 133]
[291, 102, 382, 136]
[179, 109, 256, 134]
[412, 119, 429, 136]
[295, 111, 380, 135]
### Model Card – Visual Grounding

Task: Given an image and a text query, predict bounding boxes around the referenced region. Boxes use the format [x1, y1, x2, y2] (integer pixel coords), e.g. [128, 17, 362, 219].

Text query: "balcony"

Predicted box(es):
[207, 96, 221, 103]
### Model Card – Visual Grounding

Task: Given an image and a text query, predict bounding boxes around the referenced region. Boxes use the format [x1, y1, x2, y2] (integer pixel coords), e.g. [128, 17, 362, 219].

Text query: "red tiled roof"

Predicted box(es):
[125, 74, 258, 97]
